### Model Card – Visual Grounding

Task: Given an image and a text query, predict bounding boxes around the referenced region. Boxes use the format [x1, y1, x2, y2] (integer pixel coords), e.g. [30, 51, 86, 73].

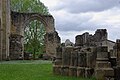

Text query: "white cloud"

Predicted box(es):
[40, 0, 60, 12]
[40, 0, 120, 43]
[54, 0, 120, 13]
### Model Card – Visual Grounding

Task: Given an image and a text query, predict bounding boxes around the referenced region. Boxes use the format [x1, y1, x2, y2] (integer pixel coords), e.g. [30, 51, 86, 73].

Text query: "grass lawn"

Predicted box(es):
[0, 60, 96, 80]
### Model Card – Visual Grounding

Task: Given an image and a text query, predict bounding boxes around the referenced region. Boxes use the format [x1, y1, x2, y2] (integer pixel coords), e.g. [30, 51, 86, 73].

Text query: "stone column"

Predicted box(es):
[77, 51, 86, 77]
[95, 46, 114, 80]
[114, 39, 120, 80]
[61, 47, 73, 76]
[45, 31, 60, 56]
[53, 46, 62, 75]
[116, 39, 120, 66]
[85, 47, 96, 78]
[44, 16, 61, 56]
[0, 0, 11, 60]
[69, 49, 78, 77]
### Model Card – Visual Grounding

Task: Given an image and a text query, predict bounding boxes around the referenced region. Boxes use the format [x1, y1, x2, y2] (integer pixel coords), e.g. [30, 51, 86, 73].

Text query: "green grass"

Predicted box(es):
[0, 60, 96, 80]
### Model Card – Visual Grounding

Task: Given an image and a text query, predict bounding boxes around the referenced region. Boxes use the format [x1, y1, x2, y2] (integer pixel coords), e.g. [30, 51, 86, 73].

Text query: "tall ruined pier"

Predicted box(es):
[0, 0, 11, 60]
[95, 46, 114, 80]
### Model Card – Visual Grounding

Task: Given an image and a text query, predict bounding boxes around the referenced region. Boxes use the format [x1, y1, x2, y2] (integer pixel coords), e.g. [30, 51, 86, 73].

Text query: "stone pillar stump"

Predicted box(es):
[77, 67, 85, 77]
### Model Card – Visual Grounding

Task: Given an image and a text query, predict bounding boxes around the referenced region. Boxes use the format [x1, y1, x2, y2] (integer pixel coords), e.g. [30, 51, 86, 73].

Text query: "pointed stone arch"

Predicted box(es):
[10, 12, 60, 59]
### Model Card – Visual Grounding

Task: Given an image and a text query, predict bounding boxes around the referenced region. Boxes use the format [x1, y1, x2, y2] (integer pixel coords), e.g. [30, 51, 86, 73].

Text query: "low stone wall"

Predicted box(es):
[53, 46, 96, 78]
[53, 45, 118, 80]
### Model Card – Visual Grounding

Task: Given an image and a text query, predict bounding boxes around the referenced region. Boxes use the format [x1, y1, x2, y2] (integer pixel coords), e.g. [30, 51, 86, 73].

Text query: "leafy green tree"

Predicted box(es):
[11, 0, 49, 59]
[24, 20, 46, 59]
[11, 0, 49, 14]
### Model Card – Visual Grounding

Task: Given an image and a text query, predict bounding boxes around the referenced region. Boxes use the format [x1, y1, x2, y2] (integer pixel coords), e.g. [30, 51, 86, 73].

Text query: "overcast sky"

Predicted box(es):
[40, 0, 120, 43]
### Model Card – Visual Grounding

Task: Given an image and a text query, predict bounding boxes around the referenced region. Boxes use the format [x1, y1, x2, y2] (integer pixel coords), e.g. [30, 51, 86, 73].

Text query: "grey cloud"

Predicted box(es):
[55, 14, 101, 32]
[55, 13, 94, 31]
[51, 0, 120, 42]
[54, 0, 120, 13]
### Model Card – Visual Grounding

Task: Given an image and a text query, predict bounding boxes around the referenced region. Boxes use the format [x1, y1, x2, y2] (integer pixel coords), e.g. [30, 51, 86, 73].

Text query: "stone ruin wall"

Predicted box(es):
[0, 0, 61, 60]
[53, 29, 120, 80]
[0, 0, 11, 60]
[10, 12, 61, 60]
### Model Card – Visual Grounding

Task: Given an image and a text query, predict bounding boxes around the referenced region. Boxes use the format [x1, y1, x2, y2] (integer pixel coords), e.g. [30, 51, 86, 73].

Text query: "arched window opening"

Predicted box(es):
[24, 20, 46, 59]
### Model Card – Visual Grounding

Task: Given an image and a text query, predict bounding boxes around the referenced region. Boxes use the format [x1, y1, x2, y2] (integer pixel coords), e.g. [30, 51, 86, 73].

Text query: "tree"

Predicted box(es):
[11, 0, 49, 14]
[11, 0, 49, 59]
[24, 20, 46, 59]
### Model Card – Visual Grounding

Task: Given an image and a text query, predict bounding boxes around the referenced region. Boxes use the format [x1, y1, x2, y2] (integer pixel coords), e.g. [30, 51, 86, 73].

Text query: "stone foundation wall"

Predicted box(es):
[53, 29, 120, 80]
[53, 45, 117, 79]
[53, 46, 96, 78]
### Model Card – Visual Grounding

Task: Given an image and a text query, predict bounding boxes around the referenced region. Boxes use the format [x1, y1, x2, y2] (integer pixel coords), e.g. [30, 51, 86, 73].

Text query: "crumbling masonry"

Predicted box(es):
[1, 0, 120, 80]
[53, 29, 120, 80]
[0, 0, 60, 60]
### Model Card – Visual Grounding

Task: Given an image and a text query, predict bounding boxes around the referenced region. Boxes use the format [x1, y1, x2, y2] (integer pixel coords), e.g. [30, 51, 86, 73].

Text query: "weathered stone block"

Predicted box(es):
[95, 68, 114, 80]
[96, 61, 111, 68]
[86, 52, 96, 68]
[94, 29, 107, 42]
[70, 50, 78, 66]
[55, 46, 62, 65]
[9, 34, 23, 60]
[62, 47, 73, 66]
[69, 66, 77, 77]
[78, 51, 86, 67]
[61, 66, 69, 76]
[56, 46, 62, 58]
[77, 67, 85, 77]
[97, 52, 109, 60]
[97, 46, 108, 52]
[75, 35, 83, 46]
[85, 68, 94, 78]
[54, 59, 62, 65]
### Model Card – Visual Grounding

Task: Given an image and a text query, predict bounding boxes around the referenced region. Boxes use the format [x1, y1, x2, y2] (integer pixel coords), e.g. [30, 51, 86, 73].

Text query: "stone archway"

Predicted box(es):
[10, 11, 60, 60]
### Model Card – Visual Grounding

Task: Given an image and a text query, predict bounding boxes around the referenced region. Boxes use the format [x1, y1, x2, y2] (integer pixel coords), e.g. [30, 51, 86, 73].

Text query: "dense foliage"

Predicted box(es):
[24, 20, 46, 58]
[11, 0, 49, 14]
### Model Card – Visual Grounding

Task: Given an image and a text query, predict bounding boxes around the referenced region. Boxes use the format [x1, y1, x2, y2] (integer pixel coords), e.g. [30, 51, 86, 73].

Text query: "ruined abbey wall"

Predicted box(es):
[10, 12, 60, 59]
[53, 29, 120, 80]
[0, 0, 11, 60]
[0, 0, 60, 60]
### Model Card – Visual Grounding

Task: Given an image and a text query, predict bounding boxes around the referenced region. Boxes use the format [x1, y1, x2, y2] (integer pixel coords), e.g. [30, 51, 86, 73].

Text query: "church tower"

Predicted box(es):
[0, 0, 11, 60]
